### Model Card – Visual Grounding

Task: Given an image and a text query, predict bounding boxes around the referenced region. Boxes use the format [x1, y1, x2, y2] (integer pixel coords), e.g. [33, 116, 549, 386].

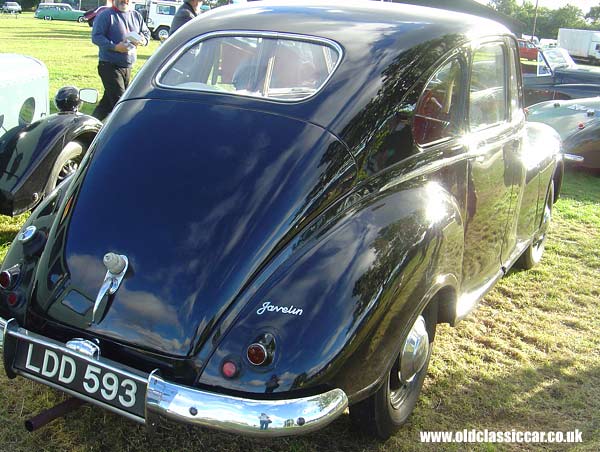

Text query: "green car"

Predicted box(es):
[34, 3, 85, 22]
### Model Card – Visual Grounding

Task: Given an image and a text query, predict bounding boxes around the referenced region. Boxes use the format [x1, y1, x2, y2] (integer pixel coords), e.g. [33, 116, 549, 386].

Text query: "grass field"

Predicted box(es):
[1, 13, 600, 452]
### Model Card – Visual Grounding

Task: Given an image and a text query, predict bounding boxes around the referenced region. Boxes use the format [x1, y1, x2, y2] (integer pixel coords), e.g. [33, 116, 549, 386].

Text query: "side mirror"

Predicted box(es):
[80, 89, 98, 104]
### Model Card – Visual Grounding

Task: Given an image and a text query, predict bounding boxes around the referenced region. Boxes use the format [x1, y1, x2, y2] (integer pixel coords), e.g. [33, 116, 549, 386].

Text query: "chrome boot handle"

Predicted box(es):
[91, 253, 128, 324]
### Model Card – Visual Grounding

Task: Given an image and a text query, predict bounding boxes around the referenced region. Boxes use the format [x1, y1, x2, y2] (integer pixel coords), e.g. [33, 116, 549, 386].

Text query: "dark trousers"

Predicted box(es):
[92, 61, 131, 121]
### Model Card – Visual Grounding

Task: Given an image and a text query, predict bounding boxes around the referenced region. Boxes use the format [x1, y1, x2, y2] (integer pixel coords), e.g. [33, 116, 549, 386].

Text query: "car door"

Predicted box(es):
[461, 40, 521, 294]
[522, 51, 558, 105]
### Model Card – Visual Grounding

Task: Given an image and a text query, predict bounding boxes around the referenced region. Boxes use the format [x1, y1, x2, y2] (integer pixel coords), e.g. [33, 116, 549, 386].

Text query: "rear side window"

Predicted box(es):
[413, 57, 463, 146]
[469, 43, 507, 130]
[157, 5, 175, 15]
[158, 34, 341, 102]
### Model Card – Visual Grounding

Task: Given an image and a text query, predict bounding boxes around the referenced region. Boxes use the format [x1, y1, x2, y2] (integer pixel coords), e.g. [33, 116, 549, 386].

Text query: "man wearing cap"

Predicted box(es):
[170, 0, 201, 36]
[91, 0, 150, 121]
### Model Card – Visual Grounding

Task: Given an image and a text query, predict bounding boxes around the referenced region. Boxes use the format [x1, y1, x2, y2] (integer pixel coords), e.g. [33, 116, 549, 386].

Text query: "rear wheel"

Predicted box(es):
[518, 181, 553, 269]
[350, 305, 437, 439]
[45, 141, 84, 193]
[155, 26, 170, 41]
[77, 16, 84, 23]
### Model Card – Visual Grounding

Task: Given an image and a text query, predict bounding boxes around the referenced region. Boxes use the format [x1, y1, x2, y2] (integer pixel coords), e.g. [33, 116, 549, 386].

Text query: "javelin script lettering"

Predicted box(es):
[256, 301, 303, 316]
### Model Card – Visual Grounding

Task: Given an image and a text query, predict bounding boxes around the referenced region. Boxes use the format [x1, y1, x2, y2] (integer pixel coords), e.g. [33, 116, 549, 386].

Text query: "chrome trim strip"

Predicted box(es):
[146, 373, 348, 437]
[0, 317, 349, 436]
[564, 153, 584, 162]
[154, 30, 344, 103]
[380, 152, 468, 193]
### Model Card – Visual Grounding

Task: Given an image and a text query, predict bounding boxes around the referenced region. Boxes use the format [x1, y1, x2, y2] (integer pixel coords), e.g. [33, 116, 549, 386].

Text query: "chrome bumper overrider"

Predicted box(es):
[0, 317, 348, 436]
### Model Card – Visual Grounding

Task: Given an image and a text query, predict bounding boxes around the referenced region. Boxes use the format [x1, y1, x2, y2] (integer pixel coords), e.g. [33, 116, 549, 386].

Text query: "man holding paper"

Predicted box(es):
[91, 0, 150, 121]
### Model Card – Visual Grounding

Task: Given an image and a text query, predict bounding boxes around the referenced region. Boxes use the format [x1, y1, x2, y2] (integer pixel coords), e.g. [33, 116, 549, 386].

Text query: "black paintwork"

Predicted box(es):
[1, 1, 560, 407]
[0, 112, 101, 216]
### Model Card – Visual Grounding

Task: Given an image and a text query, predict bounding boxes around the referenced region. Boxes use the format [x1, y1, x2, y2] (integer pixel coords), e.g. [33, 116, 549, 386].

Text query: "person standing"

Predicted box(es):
[170, 0, 200, 36]
[91, 0, 150, 121]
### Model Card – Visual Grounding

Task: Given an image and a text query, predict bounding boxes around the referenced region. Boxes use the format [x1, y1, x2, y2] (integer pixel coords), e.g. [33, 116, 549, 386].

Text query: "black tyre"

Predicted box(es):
[350, 304, 437, 439]
[156, 26, 170, 41]
[77, 16, 84, 23]
[45, 141, 84, 193]
[517, 181, 553, 270]
[44, 16, 52, 20]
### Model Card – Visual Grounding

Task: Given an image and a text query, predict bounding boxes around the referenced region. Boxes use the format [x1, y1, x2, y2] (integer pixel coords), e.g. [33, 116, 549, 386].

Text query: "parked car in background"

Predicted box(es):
[82, 5, 110, 27]
[0, 54, 48, 141]
[0, 1, 560, 440]
[0, 54, 101, 216]
[1, 1, 21, 13]
[34, 3, 85, 22]
[518, 38, 538, 60]
[528, 97, 600, 170]
[539, 38, 557, 49]
[522, 47, 600, 106]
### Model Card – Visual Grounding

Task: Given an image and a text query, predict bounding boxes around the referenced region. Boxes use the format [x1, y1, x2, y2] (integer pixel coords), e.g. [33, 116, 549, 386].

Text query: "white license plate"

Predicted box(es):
[13, 338, 147, 418]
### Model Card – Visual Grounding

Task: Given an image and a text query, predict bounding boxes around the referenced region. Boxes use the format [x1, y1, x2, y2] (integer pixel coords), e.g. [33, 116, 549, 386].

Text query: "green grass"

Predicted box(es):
[1, 14, 600, 452]
[0, 12, 160, 116]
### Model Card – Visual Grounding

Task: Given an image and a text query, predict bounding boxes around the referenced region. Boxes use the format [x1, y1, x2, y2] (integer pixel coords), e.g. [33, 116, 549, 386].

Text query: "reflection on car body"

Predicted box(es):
[0, 0, 561, 440]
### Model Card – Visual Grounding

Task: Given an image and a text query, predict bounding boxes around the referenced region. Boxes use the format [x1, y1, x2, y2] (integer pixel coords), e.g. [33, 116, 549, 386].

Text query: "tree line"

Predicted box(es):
[489, 0, 600, 39]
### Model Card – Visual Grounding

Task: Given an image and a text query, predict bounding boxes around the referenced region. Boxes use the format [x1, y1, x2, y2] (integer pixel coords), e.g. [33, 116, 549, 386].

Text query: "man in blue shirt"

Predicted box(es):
[91, 0, 150, 121]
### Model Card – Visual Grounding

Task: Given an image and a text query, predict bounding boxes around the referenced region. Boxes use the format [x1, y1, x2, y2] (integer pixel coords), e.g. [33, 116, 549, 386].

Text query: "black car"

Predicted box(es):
[523, 47, 600, 106]
[0, 0, 561, 440]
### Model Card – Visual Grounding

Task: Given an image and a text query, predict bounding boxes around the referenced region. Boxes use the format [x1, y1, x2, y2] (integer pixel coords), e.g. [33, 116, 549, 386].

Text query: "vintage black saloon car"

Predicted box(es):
[0, 1, 561, 440]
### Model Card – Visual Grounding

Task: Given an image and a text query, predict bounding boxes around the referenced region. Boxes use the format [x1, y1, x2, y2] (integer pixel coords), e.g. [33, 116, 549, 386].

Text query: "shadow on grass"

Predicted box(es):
[16, 29, 92, 40]
[6, 359, 596, 451]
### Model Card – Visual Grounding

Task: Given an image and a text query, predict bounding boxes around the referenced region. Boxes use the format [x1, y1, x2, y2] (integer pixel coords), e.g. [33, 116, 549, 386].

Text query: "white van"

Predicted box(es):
[133, 0, 183, 41]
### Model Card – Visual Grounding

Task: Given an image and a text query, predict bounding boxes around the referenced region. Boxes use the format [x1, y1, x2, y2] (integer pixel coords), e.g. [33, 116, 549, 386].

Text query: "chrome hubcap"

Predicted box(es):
[390, 315, 429, 409]
[532, 199, 552, 260]
[399, 315, 429, 384]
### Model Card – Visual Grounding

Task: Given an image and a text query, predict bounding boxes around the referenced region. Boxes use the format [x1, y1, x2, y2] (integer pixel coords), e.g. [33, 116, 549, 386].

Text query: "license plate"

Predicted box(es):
[12, 338, 147, 418]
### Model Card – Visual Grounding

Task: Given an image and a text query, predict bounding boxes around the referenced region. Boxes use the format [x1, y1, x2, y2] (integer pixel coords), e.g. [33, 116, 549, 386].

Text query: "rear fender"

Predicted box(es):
[0, 112, 101, 216]
[196, 180, 464, 401]
[0, 175, 73, 322]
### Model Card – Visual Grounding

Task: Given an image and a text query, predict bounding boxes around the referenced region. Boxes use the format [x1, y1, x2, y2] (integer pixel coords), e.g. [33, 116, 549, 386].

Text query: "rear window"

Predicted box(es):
[158, 34, 341, 102]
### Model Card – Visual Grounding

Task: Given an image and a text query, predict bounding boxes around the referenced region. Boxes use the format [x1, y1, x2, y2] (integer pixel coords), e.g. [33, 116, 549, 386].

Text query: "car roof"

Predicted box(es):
[127, 0, 511, 137]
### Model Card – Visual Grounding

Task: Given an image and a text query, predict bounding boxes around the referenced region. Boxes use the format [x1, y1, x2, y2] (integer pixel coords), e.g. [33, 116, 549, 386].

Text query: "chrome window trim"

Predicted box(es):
[155, 30, 344, 103]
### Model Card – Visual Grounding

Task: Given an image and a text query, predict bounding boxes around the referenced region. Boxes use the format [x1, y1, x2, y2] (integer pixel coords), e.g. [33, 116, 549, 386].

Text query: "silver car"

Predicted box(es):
[1, 2, 22, 13]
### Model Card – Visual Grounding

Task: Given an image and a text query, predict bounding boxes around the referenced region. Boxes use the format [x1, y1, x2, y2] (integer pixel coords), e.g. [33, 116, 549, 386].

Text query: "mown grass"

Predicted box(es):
[0, 12, 160, 116]
[1, 14, 600, 452]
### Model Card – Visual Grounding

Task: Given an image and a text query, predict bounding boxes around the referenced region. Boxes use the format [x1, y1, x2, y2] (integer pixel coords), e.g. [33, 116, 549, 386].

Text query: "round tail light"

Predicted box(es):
[0, 271, 12, 289]
[7, 292, 19, 306]
[221, 360, 238, 378]
[247, 343, 268, 366]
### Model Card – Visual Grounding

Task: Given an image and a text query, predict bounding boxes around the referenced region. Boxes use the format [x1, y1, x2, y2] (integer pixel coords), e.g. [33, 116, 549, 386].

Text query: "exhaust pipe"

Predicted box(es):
[24, 397, 85, 432]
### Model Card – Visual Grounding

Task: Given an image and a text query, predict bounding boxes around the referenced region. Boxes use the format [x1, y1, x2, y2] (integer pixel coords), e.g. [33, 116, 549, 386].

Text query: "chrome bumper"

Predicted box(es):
[0, 317, 348, 436]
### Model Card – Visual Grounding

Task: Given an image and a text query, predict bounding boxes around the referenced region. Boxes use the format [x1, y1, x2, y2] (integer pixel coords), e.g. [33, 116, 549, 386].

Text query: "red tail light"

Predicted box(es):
[0, 266, 20, 290]
[0, 271, 12, 289]
[247, 343, 268, 366]
[7, 292, 19, 306]
[221, 360, 238, 378]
